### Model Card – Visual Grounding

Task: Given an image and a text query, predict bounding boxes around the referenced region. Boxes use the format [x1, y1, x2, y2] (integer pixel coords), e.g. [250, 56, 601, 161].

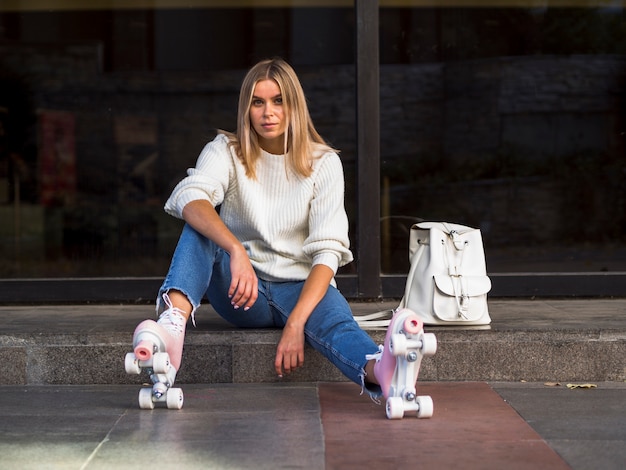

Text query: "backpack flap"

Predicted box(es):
[432, 275, 492, 322]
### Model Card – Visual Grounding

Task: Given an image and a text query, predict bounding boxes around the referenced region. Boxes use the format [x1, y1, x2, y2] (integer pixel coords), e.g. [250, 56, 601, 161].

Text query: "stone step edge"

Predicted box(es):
[2, 328, 625, 385]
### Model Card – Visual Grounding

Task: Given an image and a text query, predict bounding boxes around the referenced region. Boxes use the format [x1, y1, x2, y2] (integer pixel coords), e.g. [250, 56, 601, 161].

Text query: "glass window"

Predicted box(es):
[0, 1, 356, 278]
[3, 0, 624, 296]
[379, 1, 626, 274]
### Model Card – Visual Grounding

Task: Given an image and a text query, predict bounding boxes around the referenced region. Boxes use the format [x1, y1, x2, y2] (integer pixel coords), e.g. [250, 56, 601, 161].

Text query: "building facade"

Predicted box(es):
[0, 1, 624, 300]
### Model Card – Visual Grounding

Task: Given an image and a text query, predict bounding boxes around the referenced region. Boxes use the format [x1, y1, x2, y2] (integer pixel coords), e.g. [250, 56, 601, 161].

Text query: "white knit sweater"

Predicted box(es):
[164, 133, 353, 283]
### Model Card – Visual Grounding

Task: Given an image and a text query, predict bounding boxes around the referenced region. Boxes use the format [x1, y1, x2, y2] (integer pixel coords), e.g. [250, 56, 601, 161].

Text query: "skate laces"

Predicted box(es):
[157, 293, 192, 337]
[158, 308, 187, 338]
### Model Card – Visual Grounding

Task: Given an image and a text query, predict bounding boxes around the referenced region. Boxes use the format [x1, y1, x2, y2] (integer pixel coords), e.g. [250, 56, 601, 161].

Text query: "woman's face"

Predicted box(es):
[249, 79, 287, 154]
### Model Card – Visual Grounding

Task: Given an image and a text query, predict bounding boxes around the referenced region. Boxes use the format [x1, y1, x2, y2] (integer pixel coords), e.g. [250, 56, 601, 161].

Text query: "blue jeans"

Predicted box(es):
[159, 224, 380, 392]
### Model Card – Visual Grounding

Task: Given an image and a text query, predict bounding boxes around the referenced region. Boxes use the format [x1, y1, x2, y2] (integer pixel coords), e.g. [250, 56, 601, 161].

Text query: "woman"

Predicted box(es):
[130, 58, 387, 403]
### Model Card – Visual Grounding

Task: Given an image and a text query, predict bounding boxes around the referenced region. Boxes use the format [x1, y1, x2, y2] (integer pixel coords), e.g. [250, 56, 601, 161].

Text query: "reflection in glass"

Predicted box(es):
[379, 3, 626, 273]
[0, 5, 356, 278]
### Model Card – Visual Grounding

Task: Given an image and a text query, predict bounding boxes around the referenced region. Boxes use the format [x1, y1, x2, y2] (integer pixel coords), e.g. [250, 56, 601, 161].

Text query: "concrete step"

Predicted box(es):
[1, 299, 625, 385]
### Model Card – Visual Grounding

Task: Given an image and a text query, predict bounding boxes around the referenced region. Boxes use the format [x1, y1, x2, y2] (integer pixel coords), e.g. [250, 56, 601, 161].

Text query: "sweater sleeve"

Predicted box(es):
[303, 152, 354, 274]
[164, 134, 232, 219]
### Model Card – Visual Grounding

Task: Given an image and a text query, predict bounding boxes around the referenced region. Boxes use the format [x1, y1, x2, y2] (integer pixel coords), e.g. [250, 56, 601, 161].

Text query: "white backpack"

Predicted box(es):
[358, 222, 492, 327]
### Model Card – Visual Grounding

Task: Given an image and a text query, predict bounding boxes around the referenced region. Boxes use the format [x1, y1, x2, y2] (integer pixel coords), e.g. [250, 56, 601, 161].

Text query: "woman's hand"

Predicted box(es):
[273, 264, 334, 377]
[228, 246, 258, 310]
[275, 320, 305, 377]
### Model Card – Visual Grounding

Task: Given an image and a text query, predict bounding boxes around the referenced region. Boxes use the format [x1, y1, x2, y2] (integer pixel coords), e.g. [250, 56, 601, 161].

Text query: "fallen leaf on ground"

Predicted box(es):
[544, 382, 561, 387]
[566, 383, 597, 389]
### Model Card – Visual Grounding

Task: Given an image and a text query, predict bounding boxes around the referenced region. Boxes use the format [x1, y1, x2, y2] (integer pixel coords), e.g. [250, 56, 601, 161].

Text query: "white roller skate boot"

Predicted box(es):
[125, 294, 188, 409]
[369, 308, 437, 419]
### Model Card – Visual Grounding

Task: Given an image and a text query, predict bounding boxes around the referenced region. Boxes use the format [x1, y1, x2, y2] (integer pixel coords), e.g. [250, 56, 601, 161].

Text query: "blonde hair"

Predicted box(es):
[220, 58, 336, 179]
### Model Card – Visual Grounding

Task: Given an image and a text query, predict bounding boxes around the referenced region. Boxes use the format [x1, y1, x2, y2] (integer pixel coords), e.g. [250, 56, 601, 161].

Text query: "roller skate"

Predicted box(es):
[369, 308, 437, 419]
[124, 294, 188, 410]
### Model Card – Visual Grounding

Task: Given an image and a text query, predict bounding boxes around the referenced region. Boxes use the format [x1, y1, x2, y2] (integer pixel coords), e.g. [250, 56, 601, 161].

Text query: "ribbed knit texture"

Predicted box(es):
[164, 134, 353, 283]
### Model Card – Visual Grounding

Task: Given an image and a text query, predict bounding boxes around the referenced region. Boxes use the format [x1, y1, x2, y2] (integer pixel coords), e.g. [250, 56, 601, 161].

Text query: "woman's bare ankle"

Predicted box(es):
[166, 290, 192, 320]
[365, 359, 379, 385]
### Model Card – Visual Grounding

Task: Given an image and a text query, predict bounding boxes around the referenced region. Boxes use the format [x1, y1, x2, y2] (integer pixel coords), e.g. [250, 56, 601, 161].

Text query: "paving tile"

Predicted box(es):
[104, 383, 326, 469]
[319, 382, 571, 470]
[0, 385, 132, 416]
[547, 440, 625, 470]
[0, 441, 102, 470]
[87, 439, 324, 470]
[493, 382, 626, 470]
[0, 384, 326, 469]
[493, 383, 626, 440]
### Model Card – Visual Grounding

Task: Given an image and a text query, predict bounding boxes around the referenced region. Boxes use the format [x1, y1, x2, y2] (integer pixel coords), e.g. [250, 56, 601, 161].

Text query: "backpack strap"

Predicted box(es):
[353, 309, 394, 329]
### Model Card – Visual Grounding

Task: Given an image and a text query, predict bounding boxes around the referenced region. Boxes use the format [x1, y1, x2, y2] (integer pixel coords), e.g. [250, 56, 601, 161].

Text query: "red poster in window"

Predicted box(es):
[38, 110, 76, 206]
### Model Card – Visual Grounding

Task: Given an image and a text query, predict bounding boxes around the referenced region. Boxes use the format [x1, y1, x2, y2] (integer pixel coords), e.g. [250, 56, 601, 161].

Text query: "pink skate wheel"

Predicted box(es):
[402, 315, 423, 335]
[134, 339, 154, 361]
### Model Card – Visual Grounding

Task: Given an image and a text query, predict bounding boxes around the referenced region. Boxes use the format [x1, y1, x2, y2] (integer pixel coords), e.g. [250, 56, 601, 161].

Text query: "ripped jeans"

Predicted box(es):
[158, 224, 381, 395]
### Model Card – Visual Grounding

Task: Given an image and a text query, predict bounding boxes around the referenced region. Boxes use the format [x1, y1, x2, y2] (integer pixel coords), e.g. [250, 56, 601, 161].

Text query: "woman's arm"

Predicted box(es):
[274, 263, 334, 377]
[182, 199, 258, 310]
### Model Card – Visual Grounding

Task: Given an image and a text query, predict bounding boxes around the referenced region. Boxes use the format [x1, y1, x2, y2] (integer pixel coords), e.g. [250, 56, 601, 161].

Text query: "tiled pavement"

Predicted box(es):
[1, 380, 624, 469]
[0, 298, 625, 469]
